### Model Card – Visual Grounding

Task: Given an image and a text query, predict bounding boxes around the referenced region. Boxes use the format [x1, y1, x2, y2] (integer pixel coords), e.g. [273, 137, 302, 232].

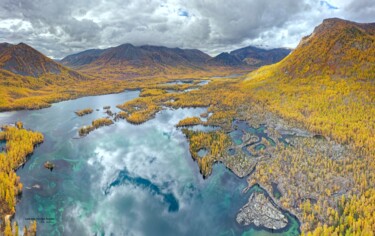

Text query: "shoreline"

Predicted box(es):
[0, 70, 249, 113]
[0, 88, 142, 113]
[245, 184, 302, 234]
[0, 125, 44, 232]
[3, 77, 302, 235]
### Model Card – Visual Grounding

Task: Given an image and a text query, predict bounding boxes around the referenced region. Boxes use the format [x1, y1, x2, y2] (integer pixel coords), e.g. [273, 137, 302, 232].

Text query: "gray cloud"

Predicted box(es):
[0, 0, 374, 58]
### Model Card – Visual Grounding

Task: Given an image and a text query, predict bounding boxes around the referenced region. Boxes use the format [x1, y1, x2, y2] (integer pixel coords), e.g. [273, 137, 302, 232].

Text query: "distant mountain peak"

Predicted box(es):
[0, 42, 63, 77]
[17, 42, 28, 46]
[220, 45, 291, 67]
[208, 52, 244, 66]
[0, 42, 86, 80]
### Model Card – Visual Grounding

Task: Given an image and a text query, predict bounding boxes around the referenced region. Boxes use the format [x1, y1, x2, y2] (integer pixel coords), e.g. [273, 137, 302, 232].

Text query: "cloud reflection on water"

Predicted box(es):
[68, 107, 207, 235]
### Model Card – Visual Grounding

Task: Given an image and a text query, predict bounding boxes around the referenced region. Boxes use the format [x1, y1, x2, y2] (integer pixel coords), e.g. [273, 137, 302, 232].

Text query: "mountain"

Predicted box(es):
[61, 43, 292, 78]
[59, 49, 104, 68]
[230, 46, 291, 66]
[279, 18, 375, 78]
[0, 42, 93, 110]
[0, 42, 65, 77]
[208, 46, 291, 67]
[60, 43, 216, 79]
[61, 44, 211, 68]
[208, 52, 245, 66]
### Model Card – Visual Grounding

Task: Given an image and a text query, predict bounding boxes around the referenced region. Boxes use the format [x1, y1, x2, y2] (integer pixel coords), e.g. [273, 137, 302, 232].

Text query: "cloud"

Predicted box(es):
[178, 9, 189, 17]
[0, 0, 374, 58]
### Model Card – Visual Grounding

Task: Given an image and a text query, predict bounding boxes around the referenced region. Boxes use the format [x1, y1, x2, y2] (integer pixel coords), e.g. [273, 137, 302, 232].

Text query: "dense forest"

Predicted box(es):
[0, 122, 43, 235]
[242, 18, 375, 235]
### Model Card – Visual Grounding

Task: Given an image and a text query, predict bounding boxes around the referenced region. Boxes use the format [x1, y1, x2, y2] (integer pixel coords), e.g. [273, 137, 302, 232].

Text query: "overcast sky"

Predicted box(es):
[0, 0, 374, 59]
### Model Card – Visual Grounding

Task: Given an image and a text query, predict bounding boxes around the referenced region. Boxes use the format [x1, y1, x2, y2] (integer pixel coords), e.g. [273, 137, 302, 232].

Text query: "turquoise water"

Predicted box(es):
[230, 120, 278, 157]
[0, 91, 300, 236]
[0, 140, 5, 152]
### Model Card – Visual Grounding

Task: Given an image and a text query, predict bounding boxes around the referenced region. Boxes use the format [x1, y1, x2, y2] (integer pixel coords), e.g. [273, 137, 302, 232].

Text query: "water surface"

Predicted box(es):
[0, 91, 300, 236]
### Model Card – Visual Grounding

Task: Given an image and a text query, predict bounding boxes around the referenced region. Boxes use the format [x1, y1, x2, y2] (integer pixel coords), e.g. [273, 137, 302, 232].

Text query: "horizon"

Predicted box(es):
[1, 40, 295, 60]
[1, 0, 374, 59]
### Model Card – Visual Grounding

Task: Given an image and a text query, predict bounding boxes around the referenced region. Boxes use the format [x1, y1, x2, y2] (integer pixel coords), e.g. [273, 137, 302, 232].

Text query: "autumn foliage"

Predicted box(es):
[243, 18, 375, 235]
[78, 117, 114, 136]
[0, 123, 43, 234]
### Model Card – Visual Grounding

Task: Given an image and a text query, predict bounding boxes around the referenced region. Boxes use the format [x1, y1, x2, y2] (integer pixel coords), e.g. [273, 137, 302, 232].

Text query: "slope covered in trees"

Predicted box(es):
[0, 43, 63, 77]
[278, 18, 375, 78]
[0, 42, 100, 111]
[243, 18, 375, 234]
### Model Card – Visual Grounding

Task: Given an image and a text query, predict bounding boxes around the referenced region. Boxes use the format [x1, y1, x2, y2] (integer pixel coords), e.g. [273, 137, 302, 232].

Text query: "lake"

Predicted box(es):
[0, 90, 300, 236]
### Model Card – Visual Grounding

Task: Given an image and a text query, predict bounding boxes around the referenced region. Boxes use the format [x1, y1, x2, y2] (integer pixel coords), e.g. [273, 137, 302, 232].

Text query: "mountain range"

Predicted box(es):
[60, 44, 212, 68]
[59, 44, 290, 78]
[2, 17, 373, 83]
[0, 39, 290, 108]
[0, 39, 291, 81]
[61, 43, 291, 69]
[2, 17, 373, 112]
[209, 46, 291, 66]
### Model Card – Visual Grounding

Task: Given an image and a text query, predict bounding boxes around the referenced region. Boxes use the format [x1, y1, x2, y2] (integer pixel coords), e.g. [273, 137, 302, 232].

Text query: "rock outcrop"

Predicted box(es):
[236, 192, 288, 230]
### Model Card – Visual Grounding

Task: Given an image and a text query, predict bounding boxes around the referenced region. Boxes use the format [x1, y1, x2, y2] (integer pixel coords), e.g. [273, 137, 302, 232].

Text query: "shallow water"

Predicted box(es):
[0, 91, 300, 236]
[230, 120, 277, 157]
[0, 140, 5, 152]
[182, 124, 220, 132]
[164, 79, 194, 85]
[197, 148, 208, 157]
[197, 80, 210, 85]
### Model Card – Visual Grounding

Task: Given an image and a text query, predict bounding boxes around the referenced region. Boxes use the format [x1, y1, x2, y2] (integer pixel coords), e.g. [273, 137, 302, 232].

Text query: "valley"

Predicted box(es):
[0, 17, 374, 236]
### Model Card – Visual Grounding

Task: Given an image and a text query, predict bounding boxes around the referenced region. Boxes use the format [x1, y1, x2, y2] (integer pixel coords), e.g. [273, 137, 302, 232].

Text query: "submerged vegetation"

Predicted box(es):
[0, 122, 43, 235]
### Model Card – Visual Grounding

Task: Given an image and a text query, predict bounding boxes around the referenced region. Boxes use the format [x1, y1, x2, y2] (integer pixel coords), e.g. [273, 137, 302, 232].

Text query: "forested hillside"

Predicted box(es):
[243, 18, 375, 235]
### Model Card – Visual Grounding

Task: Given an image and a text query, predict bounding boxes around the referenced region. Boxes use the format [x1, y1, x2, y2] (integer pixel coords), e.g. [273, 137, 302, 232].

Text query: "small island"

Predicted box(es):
[79, 117, 114, 136]
[44, 161, 55, 171]
[176, 117, 203, 127]
[75, 108, 93, 116]
[236, 191, 288, 230]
